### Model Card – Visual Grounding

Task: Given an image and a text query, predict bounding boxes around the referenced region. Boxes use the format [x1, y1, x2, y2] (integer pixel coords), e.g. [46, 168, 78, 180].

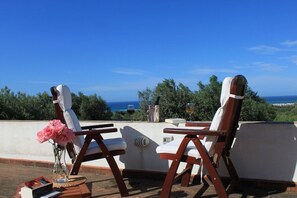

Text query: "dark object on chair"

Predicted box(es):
[156, 75, 246, 198]
[50, 85, 128, 197]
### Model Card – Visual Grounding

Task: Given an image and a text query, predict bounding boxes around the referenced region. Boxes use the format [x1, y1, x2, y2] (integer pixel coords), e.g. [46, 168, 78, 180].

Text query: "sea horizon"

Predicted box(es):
[107, 101, 140, 112]
[262, 95, 297, 105]
[107, 95, 297, 112]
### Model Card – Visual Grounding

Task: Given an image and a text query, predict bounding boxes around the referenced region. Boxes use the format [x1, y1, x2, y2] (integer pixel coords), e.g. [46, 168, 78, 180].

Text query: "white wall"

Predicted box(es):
[230, 122, 297, 182]
[1, 120, 297, 182]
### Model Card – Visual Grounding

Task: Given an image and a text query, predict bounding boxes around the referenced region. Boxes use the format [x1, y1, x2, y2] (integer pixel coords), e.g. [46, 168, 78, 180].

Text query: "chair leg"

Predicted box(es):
[70, 161, 81, 175]
[223, 156, 239, 194]
[181, 163, 193, 187]
[160, 136, 191, 197]
[71, 137, 92, 175]
[194, 175, 211, 198]
[160, 159, 181, 198]
[203, 160, 228, 198]
[105, 155, 129, 197]
[93, 137, 128, 197]
[193, 139, 228, 198]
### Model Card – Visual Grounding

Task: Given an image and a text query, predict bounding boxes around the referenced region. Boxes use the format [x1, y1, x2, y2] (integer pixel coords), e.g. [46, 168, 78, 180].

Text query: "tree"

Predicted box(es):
[138, 88, 154, 121]
[0, 87, 16, 119]
[34, 92, 55, 120]
[71, 93, 82, 118]
[0, 87, 54, 120]
[137, 75, 276, 122]
[138, 79, 194, 121]
[0, 86, 112, 120]
[240, 87, 276, 121]
[79, 93, 112, 120]
[273, 105, 297, 122]
[193, 75, 222, 121]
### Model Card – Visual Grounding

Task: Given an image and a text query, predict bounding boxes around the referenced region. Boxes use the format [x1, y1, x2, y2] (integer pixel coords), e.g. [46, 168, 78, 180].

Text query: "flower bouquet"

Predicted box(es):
[37, 120, 74, 183]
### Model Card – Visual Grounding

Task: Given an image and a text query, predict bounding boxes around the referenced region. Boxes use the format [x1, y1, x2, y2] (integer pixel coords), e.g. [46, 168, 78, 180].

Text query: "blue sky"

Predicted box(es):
[1, 0, 297, 102]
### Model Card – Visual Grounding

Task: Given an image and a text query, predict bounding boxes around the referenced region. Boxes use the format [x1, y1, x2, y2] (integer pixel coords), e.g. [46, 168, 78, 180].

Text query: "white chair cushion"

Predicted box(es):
[56, 85, 84, 153]
[63, 109, 84, 154]
[156, 138, 206, 158]
[85, 138, 127, 156]
[56, 85, 72, 112]
[204, 76, 233, 154]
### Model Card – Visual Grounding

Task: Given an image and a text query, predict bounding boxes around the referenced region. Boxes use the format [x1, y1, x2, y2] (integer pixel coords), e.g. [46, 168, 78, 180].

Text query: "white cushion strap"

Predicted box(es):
[229, 94, 244, 100]
[53, 100, 59, 104]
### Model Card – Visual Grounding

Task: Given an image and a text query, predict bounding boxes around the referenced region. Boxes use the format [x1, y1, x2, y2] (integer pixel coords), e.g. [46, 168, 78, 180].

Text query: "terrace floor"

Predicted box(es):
[1, 162, 297, 198]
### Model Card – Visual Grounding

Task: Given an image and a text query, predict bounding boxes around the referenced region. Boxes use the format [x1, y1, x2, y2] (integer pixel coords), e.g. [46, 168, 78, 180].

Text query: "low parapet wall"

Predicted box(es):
[0, 120, 297, 183]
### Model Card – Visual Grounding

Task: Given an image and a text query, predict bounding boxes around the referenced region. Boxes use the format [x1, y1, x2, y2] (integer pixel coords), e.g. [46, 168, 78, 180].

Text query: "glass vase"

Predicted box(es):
[52, 144, 69, 183]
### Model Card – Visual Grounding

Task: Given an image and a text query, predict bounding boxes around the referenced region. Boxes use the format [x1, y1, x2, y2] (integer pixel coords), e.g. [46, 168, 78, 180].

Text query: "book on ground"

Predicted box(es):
[20, 176, 53, 198]
[40, 190, 61, 198]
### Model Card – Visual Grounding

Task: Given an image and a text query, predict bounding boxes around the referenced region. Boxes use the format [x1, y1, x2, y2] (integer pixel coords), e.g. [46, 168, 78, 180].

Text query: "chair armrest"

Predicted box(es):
[81, 123, 114, 130]
[163, 128, 226, 136]
[74, 127, 118, 136]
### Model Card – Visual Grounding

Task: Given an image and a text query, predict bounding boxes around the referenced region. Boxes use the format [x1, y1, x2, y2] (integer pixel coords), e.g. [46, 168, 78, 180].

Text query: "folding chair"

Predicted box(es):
[156, 75, 246, 198]
[50, 85, 128, 197]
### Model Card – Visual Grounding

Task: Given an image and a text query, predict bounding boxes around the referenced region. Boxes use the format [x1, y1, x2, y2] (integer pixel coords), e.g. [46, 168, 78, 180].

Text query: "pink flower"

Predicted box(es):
[37, 120, 74, 146]
[37, 129, 48, 143]
[37, 126, 56, 143]
[56, 128, 75, 146]
[48, 120, 65, 136]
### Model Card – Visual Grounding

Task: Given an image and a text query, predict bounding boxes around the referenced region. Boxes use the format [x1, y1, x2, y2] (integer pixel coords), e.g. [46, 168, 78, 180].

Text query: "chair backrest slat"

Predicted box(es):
[212, 75, 246, 162]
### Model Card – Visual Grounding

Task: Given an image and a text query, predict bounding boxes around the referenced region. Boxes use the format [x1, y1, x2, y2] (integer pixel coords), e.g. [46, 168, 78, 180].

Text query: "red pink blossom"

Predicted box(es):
[37, 119, 74, 146]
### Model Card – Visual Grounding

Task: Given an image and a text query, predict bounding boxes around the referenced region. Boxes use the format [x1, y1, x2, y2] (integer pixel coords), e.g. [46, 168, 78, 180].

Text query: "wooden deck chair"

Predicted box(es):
[156, 75, 246, 198]
[50, 85, 128, 197]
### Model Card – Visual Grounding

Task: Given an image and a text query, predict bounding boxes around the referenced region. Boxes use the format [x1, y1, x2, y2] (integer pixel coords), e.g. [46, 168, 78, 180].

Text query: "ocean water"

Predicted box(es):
[107, 96, 297, 112]
[262, 95, 297, 104]
[107, 101, 140, 112]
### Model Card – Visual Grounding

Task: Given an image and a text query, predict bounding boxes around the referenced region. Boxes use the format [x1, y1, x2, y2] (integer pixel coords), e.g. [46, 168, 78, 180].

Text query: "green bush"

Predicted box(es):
[138, 75, 277, 122]
[0, 86, 112, 120]
[273, 105, 297, 122]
